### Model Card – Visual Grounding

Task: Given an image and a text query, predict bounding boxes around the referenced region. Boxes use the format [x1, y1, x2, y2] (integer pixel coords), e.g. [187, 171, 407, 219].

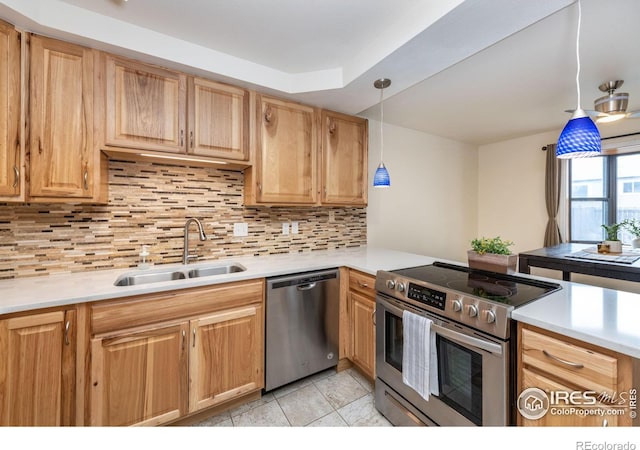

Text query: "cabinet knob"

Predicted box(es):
[264, 106, 273, 123]
[328, 119, 336, 135]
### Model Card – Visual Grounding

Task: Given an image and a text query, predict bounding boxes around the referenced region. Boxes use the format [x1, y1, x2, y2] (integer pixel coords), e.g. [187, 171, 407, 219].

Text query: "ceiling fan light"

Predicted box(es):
[373, 162, 390, 188]
[556, 109, 601, 159]
[596, 113, 626, 123]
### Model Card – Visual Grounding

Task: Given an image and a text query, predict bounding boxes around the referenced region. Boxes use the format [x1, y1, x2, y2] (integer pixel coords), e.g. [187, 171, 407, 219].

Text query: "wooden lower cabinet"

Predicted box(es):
[89, 280, 264, 426]
[347, 270, 376, 380]
[90, 322, 189, 426]
[517, 323, 633, 427]
[189, 304, 263, 412]
[0, 309, 76, 426]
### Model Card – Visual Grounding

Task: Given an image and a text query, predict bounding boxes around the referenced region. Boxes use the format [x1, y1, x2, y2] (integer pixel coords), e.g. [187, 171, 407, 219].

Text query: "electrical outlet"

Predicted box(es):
[233, 222, 248, 237]
[291, 221, 299, 234]
[282, 223, 290, 235]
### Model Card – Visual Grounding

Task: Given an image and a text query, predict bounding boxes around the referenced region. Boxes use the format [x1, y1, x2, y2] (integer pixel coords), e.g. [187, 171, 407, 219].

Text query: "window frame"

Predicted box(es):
[568, 151, 636, 243]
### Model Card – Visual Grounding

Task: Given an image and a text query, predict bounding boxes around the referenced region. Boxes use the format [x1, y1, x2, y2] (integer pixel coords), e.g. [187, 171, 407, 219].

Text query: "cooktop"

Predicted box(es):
[391, 261, 561, 308]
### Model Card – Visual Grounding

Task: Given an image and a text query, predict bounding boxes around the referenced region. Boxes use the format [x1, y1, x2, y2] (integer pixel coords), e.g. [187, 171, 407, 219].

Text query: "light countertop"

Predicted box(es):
[1, 246, 639, 359]
[0, 247, 437, 315]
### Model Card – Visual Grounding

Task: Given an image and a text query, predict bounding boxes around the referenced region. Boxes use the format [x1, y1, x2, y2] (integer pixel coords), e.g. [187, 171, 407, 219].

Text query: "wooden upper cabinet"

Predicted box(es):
[188, 77, 249, 160]
[321, 110, 368, 206]
[0, 21, 22, 201]
[29, 36, 102, 200]
[245, 94, 318, 205]
[104, 54, 187, 153]
[0, 310, 76, 426]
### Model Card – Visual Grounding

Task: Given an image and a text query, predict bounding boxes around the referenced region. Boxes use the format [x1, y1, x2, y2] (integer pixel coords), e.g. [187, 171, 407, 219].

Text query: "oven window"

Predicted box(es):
[384, 311, 403, 372]
[437, 335, 483, 426]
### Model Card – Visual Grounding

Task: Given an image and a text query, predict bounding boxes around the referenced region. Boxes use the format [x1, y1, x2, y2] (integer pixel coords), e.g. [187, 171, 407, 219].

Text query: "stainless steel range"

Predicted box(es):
[374, 261, 561, 426]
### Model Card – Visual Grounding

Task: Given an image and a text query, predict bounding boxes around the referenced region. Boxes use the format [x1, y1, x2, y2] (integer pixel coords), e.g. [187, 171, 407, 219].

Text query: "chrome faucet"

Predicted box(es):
[183, 218, 207, 265]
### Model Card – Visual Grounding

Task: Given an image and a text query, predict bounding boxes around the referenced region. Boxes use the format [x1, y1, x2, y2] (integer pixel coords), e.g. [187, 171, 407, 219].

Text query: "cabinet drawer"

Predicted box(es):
[91, 279, 264, 335]
[520, 368, 619, 427]
[521, 328, 618, 393]
[349, 270, 376, 298]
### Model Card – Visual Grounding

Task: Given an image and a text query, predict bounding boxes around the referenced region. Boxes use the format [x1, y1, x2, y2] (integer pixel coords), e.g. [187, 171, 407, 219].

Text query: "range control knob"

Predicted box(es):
[396, 282, 406, 293]
[386, 280, 396, 290]
[465, 304, 478, 318]
[481, 309, 496, 324]
[450, 299, 462, 312]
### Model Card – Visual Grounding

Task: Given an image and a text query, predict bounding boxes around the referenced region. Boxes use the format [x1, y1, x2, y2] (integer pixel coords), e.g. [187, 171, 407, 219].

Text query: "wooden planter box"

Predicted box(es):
[467, 250, 517, 274]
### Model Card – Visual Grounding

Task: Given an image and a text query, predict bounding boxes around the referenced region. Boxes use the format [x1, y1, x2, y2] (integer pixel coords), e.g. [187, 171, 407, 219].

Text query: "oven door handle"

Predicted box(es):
[431, 323, 503, 356]
[377, 294, 503, 355]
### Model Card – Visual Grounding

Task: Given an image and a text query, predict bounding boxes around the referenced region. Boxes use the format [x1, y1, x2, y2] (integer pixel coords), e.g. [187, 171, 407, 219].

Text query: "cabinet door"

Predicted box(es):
[321, 111, 368, 205]
[0, 310, 75, 426]
[29, 36, 95, 199]
[350, 291, 375, 380]
[520, 368, 618, 427]
[188, 77, 248, 160]
[0, 21, 21, 200]
[105, 55, 186, 153]
[189, 304, 263, 412]
[90, 322, 188, 426]
[254, 95, 317, 204]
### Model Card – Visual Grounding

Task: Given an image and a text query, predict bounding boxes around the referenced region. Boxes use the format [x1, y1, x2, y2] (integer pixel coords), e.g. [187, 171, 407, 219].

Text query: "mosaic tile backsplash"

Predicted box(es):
[0, 160, 367, 279]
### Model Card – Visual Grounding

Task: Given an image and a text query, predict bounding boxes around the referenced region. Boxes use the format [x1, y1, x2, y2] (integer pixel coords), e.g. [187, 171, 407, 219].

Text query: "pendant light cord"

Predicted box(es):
[575, 0, 582, 109]
[379, 86, 384, 162]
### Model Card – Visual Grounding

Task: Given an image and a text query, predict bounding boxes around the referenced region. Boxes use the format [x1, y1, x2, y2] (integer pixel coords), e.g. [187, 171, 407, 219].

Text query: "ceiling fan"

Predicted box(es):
[566, 80, 640, 123]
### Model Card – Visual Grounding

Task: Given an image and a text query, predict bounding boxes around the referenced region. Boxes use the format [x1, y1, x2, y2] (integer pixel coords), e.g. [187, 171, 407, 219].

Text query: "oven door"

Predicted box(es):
[375, 293, 510, 426]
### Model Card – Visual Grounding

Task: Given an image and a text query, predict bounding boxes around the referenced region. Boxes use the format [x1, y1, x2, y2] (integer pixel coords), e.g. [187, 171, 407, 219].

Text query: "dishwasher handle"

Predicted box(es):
[297, 283, 317, 291]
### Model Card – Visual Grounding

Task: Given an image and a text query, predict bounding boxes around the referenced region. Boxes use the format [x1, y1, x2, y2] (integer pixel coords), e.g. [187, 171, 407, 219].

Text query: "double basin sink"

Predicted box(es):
[114, 262, 246, 287]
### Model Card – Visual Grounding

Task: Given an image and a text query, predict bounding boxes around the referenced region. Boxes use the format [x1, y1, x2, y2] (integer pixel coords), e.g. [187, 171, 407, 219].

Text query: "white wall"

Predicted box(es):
[477, 129, 560, 255]
[367, 120, 478, 263]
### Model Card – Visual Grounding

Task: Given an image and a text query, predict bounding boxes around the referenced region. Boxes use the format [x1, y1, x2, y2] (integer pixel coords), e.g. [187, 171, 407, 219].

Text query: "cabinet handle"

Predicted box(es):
[264, 106, 272, 123]
[602, 419, 608, 427]
[192, 328, 196, 347]
[64, 320, 70, 346]
[38, 138, 43, 155]
[12, 166, 19, 188]
[180, 129, 184, 147]
[542, 349, 584, 369]
[257, 183, 262, 193]
[358, 281, 369, 288]
[372, 307, 376, 326]
[182, 330, 186, 351]
[190, 131, 194, 149]
[83, 170, 89, 190]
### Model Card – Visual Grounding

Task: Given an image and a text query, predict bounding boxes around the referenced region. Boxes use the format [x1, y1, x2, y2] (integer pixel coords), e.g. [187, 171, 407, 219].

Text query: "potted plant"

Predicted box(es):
[468, 236, 517, 274]
[622, 218, 640, 249]
[601, 223, 623, 253]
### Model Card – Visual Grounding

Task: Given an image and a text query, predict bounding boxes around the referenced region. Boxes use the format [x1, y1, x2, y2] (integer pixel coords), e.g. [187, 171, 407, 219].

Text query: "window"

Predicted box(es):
[569, 151, 640, 243]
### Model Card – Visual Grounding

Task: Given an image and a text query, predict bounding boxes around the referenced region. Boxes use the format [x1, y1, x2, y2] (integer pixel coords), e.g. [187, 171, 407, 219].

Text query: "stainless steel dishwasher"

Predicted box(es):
[265, 268, 340, 391]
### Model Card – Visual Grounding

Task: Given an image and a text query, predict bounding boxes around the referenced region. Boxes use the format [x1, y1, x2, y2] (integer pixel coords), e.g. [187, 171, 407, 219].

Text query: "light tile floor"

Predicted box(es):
[192, 368, 391, 427]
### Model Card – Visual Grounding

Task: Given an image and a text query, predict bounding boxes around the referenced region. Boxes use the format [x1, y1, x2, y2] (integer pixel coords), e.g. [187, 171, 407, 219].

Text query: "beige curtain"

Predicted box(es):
[544, 143, 562, 246]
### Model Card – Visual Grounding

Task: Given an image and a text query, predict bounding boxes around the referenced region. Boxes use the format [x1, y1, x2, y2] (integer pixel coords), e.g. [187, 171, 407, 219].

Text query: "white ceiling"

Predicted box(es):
[2, 0, 640, 145]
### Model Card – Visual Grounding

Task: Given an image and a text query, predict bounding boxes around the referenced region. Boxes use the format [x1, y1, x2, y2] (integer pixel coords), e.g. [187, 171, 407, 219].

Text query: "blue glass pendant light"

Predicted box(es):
[557, 0, 601, 159]
[373, 78, 391, 187]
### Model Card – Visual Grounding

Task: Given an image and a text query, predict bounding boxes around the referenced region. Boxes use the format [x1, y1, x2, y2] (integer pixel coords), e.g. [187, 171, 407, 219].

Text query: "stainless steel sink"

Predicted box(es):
[188, 263, 246, 278]
[114, 270, 187, 286]
[114, 263, 246, 286]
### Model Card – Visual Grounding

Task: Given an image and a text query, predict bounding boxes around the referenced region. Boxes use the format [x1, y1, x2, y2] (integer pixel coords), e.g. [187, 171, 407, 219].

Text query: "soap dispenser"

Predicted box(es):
[139, 245, 151, 270]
